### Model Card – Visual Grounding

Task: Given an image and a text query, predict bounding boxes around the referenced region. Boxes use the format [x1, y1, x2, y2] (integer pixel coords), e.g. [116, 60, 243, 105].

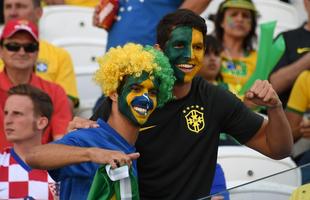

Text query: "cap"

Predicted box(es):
[0, 19, 39, 42]
[221, 0, 257, 13]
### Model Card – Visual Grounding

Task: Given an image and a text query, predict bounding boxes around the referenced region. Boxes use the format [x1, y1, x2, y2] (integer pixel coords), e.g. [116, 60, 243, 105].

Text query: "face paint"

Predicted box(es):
[118, 72, 159, 126]
[164, 27, 204, 83]
[227, 16, 235, 28]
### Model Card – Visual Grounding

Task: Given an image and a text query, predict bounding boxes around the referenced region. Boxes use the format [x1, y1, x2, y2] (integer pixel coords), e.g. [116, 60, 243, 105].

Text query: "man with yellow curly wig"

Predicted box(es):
[25, 43, 175, 199]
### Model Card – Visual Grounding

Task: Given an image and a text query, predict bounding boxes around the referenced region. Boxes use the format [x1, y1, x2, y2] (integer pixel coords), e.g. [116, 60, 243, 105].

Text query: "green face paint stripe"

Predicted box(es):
[227, 16, 235, 28]
[164, 26, 193, 83]
[118, 72, 157, 126]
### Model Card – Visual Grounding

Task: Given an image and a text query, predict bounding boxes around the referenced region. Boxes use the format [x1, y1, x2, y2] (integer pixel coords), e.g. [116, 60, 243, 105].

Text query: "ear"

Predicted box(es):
[109, 92, 118, 102]
[34, 7, 43, 21]
[36, 116, 49, 131]
[154, 44, 162, 51]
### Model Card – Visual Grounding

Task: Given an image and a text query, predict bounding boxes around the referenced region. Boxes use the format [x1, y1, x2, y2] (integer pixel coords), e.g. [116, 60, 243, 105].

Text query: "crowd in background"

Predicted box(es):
[0, 0, 309, 199]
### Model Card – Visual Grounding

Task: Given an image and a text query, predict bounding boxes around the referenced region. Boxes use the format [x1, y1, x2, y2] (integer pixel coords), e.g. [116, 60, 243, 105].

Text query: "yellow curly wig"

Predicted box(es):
[94, 43, 175, 107]
[94, 43, 158, 96]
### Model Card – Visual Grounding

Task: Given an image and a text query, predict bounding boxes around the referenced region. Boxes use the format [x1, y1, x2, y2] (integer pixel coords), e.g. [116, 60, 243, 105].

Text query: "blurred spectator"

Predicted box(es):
[0, 0, 79, 110]
[214, 0, 258, 99]
[0, 19, 72, 149]
[43, 0, 99, 7]
[0, 84, 58, 199]
[94, 0, 211, 50]
[198, 35, 223, 84]
[198, 34, 240, 146]
[269, 0, 310, 108]
[92, 0, 211, 112]
[286, 70, 310, 184]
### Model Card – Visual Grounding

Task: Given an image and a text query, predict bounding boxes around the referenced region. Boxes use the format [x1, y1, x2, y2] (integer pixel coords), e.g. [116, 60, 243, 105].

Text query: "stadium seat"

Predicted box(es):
[39, 5, 108, 118]
[228, 182, 295, 200]
[39, 5, 107, 42]
[52, 37, 105, 118]
[253, 0, 300, 36]
[217, 146, 301, 188]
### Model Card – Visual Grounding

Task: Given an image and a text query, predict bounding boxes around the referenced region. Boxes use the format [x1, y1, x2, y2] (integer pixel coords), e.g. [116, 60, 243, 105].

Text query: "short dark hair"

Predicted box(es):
[32, 0, 41, 8]
[214, 0, 257, 52]
[205, 35, 223, 56]
[8, 84, 53, 121]
[156, 9, 207, 50]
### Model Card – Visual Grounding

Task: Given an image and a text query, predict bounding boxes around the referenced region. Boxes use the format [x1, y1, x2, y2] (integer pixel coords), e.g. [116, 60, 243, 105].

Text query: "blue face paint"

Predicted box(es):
[130, 93, 154, 116]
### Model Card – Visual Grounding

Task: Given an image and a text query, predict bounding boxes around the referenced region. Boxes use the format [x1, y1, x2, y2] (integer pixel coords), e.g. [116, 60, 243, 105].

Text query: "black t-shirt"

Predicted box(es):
[271, 26, 310, 107]
[91, 77, 263, 199]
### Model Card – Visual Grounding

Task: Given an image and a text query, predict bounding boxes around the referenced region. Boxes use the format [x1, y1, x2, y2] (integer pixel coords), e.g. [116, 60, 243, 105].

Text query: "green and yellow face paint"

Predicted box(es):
[118, 72, 159, 126]
[164, 26, 205, 83]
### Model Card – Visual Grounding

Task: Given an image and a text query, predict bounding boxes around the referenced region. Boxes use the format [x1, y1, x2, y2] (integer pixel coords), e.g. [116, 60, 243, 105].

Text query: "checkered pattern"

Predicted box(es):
[0, 148, 57, 199]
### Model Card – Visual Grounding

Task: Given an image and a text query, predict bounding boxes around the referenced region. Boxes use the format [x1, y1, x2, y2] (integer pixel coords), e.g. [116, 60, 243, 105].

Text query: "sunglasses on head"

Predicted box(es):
[3, 42, 39, 53]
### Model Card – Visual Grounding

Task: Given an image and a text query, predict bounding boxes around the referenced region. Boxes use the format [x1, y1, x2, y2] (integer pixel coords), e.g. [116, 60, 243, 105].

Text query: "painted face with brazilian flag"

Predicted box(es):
[118, 71, 159, 126]
[164, 26, 205, 83]
[94, 43, 175, 126]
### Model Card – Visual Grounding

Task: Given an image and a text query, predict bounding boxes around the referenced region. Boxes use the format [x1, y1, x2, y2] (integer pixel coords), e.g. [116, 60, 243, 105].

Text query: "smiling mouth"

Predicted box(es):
[5, 128, 14, 134]
[133, 106, 148, 116]
[177, 64, 195, 72]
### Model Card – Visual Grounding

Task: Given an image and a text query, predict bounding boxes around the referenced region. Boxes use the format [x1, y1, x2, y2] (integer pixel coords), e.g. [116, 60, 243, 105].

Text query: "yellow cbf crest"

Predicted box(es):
[183, 105, 205, 133]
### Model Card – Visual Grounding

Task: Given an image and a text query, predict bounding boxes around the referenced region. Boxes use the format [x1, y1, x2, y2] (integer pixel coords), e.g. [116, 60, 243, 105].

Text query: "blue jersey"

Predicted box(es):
[107, 0, 183, 50]
[48, 119, 137, 200]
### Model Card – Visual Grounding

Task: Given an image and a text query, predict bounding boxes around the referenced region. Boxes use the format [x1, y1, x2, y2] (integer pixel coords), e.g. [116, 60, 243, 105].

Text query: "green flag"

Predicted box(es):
[239, 21, 285, 95]
[87, 165, 139, 200]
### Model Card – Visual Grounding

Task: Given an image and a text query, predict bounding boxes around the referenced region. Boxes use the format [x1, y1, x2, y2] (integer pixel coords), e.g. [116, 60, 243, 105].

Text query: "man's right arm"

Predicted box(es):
[26, 143, 140, 170]
[269, 52, 310, 94]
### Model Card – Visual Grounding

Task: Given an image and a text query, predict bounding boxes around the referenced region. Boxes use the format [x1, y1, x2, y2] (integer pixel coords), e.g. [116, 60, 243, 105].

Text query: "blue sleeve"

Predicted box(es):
[48, 130, 100, 182]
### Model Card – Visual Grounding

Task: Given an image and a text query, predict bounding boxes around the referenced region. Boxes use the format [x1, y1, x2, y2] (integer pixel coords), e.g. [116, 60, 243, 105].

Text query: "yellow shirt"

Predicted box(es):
[65, 0, 99, 7]
[220, 50, 257, 97]
[0, 40, 79, 107]
[287, 70, 310, 114]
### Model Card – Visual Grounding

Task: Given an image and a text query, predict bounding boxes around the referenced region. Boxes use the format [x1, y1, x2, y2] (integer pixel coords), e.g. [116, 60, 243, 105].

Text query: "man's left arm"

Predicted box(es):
[180, 0, 211, 14]
[245, 80, 293, 159]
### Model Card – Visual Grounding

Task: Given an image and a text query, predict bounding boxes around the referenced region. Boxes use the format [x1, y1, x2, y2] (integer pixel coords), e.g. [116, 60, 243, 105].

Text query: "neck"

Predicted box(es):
[5, 68, 32, 85]
[223, 35, 244, 58]
[13, 136, 41, 162]
[107, 103, 139, 146]
[173, 81, 192, 99]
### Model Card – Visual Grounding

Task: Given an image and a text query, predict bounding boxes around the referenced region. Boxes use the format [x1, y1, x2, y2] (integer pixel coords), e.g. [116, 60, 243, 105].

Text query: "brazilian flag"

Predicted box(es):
[87, 165, 139, 200]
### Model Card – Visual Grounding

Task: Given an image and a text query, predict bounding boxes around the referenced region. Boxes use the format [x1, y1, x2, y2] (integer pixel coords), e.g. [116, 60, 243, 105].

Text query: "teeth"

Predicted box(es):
[177, 64, 194, 69]
[134, 106, 147, 115]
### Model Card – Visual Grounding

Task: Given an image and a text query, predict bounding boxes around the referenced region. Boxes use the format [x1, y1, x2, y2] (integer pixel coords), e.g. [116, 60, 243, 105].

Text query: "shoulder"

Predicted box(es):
[39, 40, 71, 56]
[0, 148, 11, 166]
[281, 26, 305, 40]
[32, 75, 67, 95]
[298, 70, 310, 80]
[292, 70, 310, 90]
[54, 127, 103, 147]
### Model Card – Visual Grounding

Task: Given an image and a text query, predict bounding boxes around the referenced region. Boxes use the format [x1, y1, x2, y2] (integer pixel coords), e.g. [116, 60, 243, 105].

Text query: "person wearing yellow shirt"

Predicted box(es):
[1, 0, 79, 109]
[286, 70, 310, 184]
[43, 0, 99, 7]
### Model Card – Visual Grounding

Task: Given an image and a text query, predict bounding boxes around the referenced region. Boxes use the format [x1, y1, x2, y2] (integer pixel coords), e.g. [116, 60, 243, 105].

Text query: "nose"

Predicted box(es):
[4, 112, 13, 125]
[235, 12, 244, 21]
[182, 45, 192, 60]
[6, 7, 19, 20]
[16, 46, 27, 55]
[209, 53, 217, 60]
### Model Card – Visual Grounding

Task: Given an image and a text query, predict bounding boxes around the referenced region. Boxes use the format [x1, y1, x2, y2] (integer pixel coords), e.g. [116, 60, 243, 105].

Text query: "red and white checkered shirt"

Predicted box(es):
[0, 148, 58, 200]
